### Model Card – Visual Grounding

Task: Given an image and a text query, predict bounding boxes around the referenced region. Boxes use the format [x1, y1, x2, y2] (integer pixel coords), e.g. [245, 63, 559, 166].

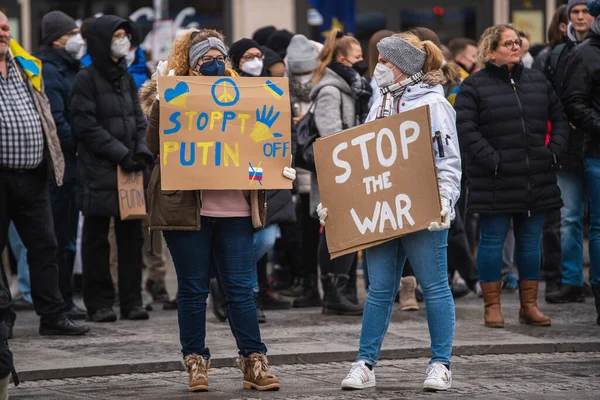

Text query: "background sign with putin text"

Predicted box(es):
[158, 76, 292, 190]
[314, 106, 441, 258]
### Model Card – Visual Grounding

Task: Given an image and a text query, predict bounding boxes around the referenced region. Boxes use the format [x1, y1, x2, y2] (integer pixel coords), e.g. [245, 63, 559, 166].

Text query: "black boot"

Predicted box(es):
[546, 283, 585, 304]
[593, 284, 600, 326]
[342, 272, 358, 305]
[321, 274, 363, 316]
[544, 279, 561, 297]
[278, 277, 305, 297]
[293, 275, 321, 308]
[254, 292, 266, 323]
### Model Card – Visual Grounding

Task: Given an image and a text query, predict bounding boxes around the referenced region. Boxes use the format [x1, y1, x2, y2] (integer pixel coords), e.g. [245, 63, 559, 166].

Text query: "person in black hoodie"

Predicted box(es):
[455, 24, 569, 329]
[35, 11, 87, 321]
[561, 0, 600, 325]
[71, 15, 152, 322]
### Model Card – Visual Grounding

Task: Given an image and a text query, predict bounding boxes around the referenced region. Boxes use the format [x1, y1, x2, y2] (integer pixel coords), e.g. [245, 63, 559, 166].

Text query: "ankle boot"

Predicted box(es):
[237, 353, 280, 391]
[184, 354, 209, 392]
[321, 274, 363, 315]
[480, 282, 504, 328]
[399, 276, 419, 311]
[592, 284, 600, 326]
[254, 293, 266, 323]
[343, 269, 358, 304]
[518, 280, 551, 326]
[278, 277, 304, 297]
[293, 275, 321, 308]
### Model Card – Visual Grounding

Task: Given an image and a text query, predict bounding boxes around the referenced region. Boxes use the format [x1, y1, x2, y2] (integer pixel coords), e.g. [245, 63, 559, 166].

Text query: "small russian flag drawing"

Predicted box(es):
[248, 162, 263, 186]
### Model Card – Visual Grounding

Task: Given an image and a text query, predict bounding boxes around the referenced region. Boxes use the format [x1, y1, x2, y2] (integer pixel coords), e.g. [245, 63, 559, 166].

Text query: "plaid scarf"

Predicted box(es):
[376, 71, 424, 119]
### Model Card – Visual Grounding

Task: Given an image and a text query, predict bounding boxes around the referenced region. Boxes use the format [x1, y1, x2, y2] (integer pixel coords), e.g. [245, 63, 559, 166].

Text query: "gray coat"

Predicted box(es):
[308, 69, 356, 215]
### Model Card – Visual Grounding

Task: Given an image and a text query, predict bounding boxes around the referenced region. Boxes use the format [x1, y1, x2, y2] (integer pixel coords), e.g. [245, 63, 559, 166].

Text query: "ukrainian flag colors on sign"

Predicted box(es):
[158, 76, 292, 191]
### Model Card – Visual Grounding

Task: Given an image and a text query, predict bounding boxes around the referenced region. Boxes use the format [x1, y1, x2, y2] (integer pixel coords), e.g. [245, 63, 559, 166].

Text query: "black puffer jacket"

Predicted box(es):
[561, 32, 600, 159]
[455, 62, 568, 214]
[72, 15, 151, 217]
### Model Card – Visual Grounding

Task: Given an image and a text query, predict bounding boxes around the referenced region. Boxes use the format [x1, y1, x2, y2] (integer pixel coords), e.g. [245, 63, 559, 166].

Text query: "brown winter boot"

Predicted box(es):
[237, 353, 280, 391]
[518, 280, 551, 326]
[184, 354, 209, 392]
[399, 276, 419, 311]
[480, 282, 504, 328]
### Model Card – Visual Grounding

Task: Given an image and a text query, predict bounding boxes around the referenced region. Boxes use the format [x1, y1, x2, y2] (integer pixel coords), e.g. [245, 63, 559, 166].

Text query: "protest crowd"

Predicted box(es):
[1, 0, 600, 395]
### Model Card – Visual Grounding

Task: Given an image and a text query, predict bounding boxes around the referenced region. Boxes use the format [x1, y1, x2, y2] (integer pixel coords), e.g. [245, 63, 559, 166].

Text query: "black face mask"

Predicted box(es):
[352, 60, 369, 76]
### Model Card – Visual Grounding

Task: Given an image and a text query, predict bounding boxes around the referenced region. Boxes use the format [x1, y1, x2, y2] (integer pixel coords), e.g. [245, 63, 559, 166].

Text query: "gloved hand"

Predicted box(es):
[120, 155, 138, 172]
[316, 203, 328, 227]
[131, 154, 148, 171]
[155, 60, 175, 100]
[283, 167, 296, 180]
[428, 197, 451, 231]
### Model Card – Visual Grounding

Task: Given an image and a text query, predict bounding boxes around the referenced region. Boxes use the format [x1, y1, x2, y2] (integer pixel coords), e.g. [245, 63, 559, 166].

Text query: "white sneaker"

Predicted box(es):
[341, 361, 376, 390]
[423, 363, 452, 391]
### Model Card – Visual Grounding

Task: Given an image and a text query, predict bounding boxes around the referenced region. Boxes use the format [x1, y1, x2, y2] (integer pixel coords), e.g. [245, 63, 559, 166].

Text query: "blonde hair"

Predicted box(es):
[394, 32, 443, 74]
[476, 24, 519, 67]
[314, 28, 360, 84]
[167, 29, 234, 76]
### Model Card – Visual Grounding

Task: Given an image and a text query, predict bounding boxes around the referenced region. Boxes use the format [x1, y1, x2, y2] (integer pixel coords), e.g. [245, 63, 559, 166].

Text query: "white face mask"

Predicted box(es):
[111, 37, 130, 59]
[65, 34, 85, 60]
[373, 63, 398, 88]
[125, 49, 136, 67]
[295, 73, 314, 84]
[241, 58, 263, 76]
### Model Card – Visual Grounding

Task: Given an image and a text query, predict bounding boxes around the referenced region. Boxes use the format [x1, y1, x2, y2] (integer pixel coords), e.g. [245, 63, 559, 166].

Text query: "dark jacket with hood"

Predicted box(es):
[562, 30, 600, 159]
[540, 27, 586, 172]
[455, 62, 569, 214]
[71, 15, 151, 217]
[34, 44, 80, 183]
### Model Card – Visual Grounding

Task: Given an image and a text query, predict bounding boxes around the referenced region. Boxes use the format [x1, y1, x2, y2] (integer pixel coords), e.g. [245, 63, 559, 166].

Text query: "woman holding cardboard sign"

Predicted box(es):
[455, 25, 568, 329]
[318, 32, 462, 391]
[144, 29, 295, 392]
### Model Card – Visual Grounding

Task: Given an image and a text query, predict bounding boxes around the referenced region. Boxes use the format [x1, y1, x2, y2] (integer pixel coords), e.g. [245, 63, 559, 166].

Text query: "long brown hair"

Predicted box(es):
[548, 5, 568, 47]
[313, 28, 360, 84]
[367, 30, 394, 79]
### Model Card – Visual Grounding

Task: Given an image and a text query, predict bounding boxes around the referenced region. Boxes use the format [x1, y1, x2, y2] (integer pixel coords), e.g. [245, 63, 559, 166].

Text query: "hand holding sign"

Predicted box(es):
[428, 196, 451, 231]
[313, 106, 442, 259]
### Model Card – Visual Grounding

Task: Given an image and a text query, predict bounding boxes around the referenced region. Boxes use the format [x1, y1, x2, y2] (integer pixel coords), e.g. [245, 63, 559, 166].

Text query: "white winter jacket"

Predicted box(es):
[366, 75, 462, 219]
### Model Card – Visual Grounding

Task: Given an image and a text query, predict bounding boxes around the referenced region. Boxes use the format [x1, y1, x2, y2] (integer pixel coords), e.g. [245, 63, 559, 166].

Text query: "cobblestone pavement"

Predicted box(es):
[9, 352, 600, 399]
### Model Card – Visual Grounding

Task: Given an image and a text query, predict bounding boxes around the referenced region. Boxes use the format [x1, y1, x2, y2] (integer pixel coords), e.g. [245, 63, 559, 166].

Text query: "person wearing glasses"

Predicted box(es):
[144, 29, 292, 392]
[72, 15, 151, 323]
[455, 24, 568, 329]
[34, 11, 87, 321]
[229, 38, 267, 77]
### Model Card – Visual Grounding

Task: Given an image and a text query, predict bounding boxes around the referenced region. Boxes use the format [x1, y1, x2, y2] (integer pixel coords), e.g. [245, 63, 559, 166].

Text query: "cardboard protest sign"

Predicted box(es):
[314, 105, 441, 259]
[117, 166, 147, 220]
[158, 76, 292, 190]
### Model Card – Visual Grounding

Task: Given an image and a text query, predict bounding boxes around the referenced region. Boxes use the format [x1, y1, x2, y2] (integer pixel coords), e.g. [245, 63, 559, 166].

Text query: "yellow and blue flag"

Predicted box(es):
[9, 37, 43, 92]
[310, 0, 356, 37]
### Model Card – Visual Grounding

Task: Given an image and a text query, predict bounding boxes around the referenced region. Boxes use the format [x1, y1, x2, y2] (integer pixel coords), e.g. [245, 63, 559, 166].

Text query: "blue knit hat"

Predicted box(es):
[588, 0, 600, 17]
[568, 0, 592, 15]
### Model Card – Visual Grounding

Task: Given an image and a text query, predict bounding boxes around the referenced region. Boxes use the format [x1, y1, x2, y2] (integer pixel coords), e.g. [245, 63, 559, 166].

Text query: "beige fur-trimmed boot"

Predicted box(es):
[184, 354, 209, 392]
[237, 353, 280, 391]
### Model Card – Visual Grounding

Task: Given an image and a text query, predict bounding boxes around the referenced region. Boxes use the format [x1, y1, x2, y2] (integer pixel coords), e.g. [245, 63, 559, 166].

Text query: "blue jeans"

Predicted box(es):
[8, 222, 32, 303]
[584, 159, 600, 285]
[557, 171, 586, 286]
[477, 212, 546, 283]
[251, 224, 278, 292]
[359, 229, 454, 366]
[163, 216, 267, 358]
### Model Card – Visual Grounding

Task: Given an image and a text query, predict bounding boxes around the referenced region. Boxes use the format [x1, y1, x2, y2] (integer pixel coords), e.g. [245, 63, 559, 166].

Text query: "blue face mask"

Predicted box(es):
[199, 59, 226, 76]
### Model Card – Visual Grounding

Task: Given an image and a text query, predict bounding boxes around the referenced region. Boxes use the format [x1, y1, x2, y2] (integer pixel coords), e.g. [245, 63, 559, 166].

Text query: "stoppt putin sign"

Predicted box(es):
[158, 76, 292, 190]
[314, 106, 441, 258]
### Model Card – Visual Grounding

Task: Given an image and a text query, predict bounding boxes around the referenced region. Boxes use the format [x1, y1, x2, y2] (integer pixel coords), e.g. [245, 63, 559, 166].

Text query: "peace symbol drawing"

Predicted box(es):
[211, 78, 240, 107]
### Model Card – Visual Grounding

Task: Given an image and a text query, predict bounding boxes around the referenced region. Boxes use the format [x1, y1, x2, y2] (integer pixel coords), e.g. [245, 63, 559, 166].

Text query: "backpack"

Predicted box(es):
[294, 91, 347, 172]
[543, 43, 567, 94]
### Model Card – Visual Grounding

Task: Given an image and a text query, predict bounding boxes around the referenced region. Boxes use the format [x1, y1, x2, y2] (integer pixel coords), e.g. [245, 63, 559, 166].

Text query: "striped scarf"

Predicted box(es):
[376, 71, 424, 119]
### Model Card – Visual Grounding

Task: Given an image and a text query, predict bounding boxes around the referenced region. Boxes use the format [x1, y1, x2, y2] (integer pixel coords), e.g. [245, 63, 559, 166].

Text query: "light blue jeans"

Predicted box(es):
[584, 159, 600, 285]
[557, 171, 586, 286]
[359, 229, 454, 366]
[8, 222, 32, 303]
[251, 224, 279, 292]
